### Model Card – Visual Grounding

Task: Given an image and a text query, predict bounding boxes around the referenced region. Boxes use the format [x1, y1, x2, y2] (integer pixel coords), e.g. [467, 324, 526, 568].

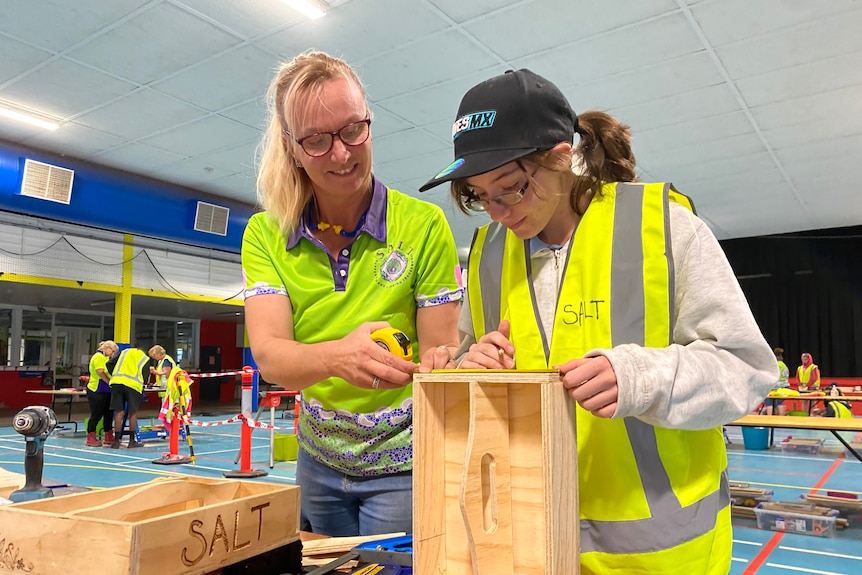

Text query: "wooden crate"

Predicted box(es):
[413, 371, 579, 575]
[0, 476, 300, 575]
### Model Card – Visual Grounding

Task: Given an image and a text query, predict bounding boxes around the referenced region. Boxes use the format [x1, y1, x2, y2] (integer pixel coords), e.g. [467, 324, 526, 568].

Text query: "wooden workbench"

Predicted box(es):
[731, 414, 862, 461]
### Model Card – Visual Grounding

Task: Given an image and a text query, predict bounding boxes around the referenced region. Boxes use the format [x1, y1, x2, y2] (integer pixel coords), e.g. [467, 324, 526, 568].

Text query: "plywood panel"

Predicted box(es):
[414, 371, 579, 575]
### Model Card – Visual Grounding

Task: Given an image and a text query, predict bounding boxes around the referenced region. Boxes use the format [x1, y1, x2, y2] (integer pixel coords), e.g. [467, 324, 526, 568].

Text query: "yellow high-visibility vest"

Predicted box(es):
[797, 364, 821, 389]
[109, 348, 149, 393]
[468, 182, 729, 574]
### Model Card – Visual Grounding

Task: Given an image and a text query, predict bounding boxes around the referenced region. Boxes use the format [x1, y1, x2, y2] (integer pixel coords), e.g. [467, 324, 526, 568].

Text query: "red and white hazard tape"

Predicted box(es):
[187, 370, 251, 378]
[187, 414, 281, 430]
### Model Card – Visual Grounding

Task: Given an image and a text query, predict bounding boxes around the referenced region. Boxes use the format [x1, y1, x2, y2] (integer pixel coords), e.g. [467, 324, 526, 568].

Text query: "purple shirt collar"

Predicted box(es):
[286, 176, 388, 250]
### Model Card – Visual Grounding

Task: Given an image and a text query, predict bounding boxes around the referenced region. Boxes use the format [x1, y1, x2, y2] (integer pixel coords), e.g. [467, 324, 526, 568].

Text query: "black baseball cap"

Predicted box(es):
[419, 69, 577, 192]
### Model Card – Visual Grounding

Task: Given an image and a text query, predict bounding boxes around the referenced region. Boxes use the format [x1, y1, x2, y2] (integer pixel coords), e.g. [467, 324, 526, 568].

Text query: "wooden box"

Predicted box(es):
[413, 371, 579, 575]
[0, 476, 300, 575]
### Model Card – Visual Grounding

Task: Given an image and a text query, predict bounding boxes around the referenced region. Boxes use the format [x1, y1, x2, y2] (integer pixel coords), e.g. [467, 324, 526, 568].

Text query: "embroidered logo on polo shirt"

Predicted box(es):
[375, 242, 414, 287]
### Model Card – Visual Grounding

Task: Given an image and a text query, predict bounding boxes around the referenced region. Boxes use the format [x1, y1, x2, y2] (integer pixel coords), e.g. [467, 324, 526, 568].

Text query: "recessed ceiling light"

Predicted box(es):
[282, 0, 327, 19]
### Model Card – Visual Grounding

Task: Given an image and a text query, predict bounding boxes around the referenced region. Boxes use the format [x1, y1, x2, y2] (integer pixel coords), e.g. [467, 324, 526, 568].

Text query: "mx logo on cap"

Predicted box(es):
[452, 110, 496, 140]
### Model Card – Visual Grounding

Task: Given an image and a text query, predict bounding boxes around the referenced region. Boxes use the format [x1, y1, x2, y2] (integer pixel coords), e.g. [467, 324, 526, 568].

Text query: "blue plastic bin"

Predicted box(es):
[742, 426, 769, 450]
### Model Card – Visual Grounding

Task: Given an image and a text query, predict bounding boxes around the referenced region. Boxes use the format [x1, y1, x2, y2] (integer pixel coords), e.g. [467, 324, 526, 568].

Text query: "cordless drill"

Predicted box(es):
[10, 405, 58, 503]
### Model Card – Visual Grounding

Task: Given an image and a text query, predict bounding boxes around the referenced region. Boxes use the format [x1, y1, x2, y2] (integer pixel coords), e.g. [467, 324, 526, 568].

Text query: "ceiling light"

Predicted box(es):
[282, 0, 327, 19]
[0, 103, 59, 131]
[89, 298, 115, 307]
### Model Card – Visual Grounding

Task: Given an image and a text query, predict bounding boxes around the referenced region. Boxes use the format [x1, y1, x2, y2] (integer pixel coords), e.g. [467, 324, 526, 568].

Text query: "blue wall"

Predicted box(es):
[0, 140, 257, 253]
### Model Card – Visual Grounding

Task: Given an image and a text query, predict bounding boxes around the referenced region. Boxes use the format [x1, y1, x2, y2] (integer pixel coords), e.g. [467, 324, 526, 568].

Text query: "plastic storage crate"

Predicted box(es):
[754, 502, 839, 537]
[778, 437, 824, 454]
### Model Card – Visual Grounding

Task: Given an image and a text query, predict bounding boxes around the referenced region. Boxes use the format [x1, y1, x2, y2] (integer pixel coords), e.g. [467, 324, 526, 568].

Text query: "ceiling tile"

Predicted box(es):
[154, 143, 257, 184]
[20, 121, 127, 159]
[638, 133, 766, 171]
[750, 84, 862, 131]
[152, 44, 277, 112]
[91, 142, 185, 174]
[691, 0, 860, 48]
[633, 111, 753, 155]
[257, 0, 451, 64]
[138, 115, 261, 157]
[426, 0, 521, 23]
[376, 67, 501, 127]
[359, 30, 498, 101]
[0, 35, 53, 85]
[511, 11, 701, 88]
[220, 98, 269, 130]
[66, 2, 243, 85]
[373, 128, 449, 165]
[646, 150, 776, 183]
[612, 84, 740, 132]
[717, 9, 862, 79]
[736, 51, 862, 108]
[0, 57, 136, 118]
[0, 0, 151, 52]
[465, 0, 678, 61]
[367, 103, 415, 138]
[74, 88, 208, 141]
[564, 51, 724, 112]
[205, 171, 258, 204]
[174, 0, 304, 39]
[763, 113, 862, 152]
[375, 148, 453, 184]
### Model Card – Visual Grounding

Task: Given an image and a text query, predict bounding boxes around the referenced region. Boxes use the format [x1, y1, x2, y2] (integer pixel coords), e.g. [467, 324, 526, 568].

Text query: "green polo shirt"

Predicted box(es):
[242, 178, 462, 476]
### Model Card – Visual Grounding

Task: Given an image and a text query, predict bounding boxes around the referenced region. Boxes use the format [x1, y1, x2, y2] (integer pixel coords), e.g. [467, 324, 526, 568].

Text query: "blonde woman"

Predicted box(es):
[242, 51, 462, 536]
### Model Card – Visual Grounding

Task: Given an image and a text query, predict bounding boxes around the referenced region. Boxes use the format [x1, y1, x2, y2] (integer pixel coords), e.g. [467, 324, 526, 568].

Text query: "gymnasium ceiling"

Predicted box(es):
[2, 0, 862, 318]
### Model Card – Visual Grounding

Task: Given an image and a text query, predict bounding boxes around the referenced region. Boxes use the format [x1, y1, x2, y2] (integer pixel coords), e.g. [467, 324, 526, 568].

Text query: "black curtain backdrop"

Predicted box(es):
[720, 226, 862, 378]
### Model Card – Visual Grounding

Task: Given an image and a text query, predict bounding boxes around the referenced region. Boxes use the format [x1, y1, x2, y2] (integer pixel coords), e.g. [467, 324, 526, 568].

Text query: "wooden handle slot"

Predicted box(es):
[459, 382, 515, 575]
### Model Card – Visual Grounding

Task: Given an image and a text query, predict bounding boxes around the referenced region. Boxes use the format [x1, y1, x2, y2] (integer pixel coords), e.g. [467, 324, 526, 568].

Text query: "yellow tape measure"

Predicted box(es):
[371, 328, 413, 360]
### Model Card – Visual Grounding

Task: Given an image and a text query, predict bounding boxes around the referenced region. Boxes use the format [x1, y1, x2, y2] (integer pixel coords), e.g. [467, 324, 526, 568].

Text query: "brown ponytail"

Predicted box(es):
[570, 111, 637, 215]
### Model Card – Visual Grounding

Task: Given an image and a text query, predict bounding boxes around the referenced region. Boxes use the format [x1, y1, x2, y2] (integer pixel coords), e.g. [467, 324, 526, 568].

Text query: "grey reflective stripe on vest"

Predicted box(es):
[580, 183, 727, 555]
[474, 222, 506, 337]
[580, 472, 730, 554]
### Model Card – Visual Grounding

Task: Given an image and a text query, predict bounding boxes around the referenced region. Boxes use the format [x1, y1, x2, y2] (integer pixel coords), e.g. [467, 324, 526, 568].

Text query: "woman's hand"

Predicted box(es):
[330, 322, 417, 390]
[558, 355, 619, 418]
[458, 320, 515, 369]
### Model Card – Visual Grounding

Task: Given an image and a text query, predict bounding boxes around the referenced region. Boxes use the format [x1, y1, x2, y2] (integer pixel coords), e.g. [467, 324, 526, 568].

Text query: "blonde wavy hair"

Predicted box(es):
[148, 345, 166, 360]
[256, 51, 369, 235]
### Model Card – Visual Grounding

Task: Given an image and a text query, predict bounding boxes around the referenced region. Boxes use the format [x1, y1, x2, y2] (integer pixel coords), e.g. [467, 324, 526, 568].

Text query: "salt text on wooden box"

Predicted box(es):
[0, 477, 299, 575]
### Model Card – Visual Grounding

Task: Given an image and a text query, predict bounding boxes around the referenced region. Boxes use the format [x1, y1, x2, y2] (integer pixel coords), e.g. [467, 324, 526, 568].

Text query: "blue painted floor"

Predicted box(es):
[1, 413, 860, 573]
[0, 409, 297, 492]
[725, 425, 862, 575]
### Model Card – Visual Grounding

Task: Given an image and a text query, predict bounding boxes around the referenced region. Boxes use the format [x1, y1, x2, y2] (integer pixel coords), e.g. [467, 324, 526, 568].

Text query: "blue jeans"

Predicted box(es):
[296, 448, 413, 536]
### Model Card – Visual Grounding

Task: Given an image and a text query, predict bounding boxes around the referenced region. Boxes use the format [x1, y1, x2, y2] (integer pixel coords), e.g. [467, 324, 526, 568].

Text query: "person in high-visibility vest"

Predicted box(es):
[109, 347, 149, 449]
[815, 383, 853, 417]
[85, 340, 118, 447]
[763, 347, 791, 415]
[419, 69, 777, 575]
[797, 352, 821, 390]
[147, 345, 175, 388]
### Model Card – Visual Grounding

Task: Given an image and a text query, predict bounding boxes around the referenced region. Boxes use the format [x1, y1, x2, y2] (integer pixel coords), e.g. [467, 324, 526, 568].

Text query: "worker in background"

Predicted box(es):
[762, 347, 791, 415]
[796, 352, 821, 391]
[148, 345, 175, 388]
[814, 383, 853, 418]
[85, 340, 118, 447]
[420, 69, 777, 574]
[242, 51, 461, 536]
[109, 346, 149, 449]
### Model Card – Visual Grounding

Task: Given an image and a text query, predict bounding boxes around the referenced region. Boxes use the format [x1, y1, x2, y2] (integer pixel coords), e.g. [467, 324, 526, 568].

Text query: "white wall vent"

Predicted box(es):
[20, 159, 75, 204]
[194, 201, 229, 236]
